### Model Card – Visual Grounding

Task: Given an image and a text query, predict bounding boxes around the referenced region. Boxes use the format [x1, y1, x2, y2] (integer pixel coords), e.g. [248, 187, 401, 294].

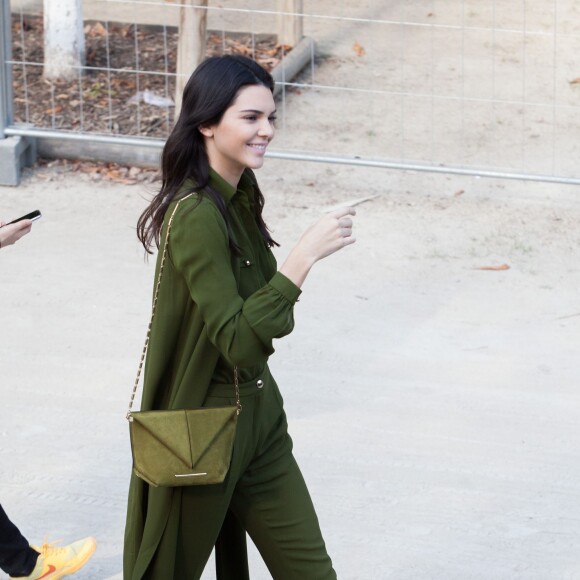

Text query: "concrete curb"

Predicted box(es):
[33, 36, 315, 170]
[0, 135, 36, 186]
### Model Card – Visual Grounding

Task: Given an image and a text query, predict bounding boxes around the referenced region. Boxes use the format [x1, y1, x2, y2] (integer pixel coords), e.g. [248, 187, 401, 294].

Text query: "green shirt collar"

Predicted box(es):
[209, 168, 254, 206]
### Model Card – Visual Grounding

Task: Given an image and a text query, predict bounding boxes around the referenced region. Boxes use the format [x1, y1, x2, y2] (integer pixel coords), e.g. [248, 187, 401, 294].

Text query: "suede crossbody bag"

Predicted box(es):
[126, 195, 241, 487]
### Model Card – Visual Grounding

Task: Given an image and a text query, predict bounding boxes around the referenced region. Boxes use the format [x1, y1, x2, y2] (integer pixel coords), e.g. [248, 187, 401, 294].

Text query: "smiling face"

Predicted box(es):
[200, 84, 277, 187]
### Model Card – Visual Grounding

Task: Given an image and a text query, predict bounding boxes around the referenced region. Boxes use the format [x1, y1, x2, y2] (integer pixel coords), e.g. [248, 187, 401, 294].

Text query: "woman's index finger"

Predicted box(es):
[323, 194, 379, 214]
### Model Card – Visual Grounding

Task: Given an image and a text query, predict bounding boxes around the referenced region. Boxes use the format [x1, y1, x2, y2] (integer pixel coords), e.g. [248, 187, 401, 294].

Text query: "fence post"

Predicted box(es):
[174, 0, 207, 117]
[0, 0, 12, 139]
[277, 0, 303, 47]
[0, 0, 36, 185]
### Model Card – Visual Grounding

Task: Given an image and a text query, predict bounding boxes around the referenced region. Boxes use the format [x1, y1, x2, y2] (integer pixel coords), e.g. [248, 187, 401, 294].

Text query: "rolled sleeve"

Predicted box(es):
[268, 271, 302, 305]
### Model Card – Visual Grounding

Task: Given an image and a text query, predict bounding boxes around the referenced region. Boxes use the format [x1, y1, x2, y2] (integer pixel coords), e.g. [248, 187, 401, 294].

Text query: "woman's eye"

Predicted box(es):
[269, 116, 277, 124]
[244, 115, 257, 121]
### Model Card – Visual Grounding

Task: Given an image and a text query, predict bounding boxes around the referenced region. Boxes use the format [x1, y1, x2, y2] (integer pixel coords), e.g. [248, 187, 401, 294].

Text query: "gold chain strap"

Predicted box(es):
[127, 194, 241, 420]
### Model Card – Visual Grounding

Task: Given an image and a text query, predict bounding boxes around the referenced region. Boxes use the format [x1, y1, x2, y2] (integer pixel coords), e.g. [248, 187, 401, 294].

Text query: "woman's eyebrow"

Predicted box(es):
[239, 108, 277, 115]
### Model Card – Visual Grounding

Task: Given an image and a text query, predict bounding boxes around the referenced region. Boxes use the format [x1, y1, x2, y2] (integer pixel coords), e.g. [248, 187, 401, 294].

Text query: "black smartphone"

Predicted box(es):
[5, 209, 42, 226]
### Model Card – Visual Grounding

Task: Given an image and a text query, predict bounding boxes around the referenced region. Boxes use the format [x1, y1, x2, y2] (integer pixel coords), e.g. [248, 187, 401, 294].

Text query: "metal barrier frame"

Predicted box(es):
[2, 0, 580, 186]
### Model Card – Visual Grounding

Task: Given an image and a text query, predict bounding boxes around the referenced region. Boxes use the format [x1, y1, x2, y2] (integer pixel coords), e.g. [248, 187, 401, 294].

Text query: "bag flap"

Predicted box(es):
[131, 407, 237, 468]
[131, 410, 192, 466]
[185, 407, 237, 467]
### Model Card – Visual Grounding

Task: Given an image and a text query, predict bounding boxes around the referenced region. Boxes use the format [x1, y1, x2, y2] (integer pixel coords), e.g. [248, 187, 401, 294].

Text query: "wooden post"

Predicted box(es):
[175, 0, 208, 117]
[277, 0, 303, 47]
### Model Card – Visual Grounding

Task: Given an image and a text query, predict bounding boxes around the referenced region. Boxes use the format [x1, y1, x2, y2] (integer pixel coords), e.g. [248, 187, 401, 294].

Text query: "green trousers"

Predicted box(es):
[146, 366, 336, 580]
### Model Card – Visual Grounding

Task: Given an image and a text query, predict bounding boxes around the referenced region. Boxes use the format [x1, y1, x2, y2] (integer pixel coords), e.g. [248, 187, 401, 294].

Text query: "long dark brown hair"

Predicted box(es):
[137, 55, 278, 253]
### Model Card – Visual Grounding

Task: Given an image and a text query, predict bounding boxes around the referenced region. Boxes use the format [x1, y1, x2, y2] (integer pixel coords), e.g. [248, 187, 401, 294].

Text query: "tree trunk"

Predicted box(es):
[43, 0, 85, 80]
[277, 0, 303, 47]
[175, 0, 208, 117]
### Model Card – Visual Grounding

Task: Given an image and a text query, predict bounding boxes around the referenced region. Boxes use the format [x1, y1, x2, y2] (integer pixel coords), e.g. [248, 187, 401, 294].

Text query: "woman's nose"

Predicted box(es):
[258, 119, 275, 138]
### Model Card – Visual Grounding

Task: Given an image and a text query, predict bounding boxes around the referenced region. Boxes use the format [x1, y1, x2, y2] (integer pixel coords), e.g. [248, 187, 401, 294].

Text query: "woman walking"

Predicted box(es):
[124, 55, 355, 579]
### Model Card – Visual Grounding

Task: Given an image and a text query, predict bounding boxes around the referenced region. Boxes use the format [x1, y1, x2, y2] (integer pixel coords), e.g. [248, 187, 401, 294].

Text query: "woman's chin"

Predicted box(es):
[246, 157, 266, 170]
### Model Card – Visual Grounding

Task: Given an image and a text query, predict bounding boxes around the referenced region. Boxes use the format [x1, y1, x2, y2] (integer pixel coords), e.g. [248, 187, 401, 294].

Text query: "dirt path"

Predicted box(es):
[1, 160, 579, 579]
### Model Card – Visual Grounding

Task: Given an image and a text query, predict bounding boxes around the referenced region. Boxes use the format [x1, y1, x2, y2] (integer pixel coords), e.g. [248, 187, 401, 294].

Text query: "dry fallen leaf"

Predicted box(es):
[231, 41, 253, 56]
[477, 264, 511, 271]
[353, 42, 365, 57]
[454, 189, 465, 197]
[260, 58, 278, 68]
[570, 77, 580, 85]
[85, 22, 108, 37]
[44, 106, 62, 114]
[119, 25, 132, 38]
[266, 44, 293, 56]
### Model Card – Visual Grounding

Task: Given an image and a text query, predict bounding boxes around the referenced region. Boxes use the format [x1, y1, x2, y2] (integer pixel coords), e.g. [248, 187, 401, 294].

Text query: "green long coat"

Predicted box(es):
[124, 169, 302, 579]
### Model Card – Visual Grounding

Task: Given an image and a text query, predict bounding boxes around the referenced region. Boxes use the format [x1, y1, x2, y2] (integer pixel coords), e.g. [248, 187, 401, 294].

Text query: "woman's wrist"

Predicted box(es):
[279, 246, 316, 289]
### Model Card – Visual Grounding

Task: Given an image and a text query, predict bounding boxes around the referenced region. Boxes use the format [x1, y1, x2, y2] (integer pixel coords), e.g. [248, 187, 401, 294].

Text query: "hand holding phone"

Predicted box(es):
[0, 210, 40, 248]
[4, 209, 42, 226]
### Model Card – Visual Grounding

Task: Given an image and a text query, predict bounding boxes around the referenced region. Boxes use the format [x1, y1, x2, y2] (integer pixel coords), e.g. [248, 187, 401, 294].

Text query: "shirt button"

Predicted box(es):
[256, 379, 264, 389]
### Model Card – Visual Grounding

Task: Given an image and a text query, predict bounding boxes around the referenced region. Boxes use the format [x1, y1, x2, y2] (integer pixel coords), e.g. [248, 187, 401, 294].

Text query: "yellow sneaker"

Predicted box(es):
[10, 536, 97, 579]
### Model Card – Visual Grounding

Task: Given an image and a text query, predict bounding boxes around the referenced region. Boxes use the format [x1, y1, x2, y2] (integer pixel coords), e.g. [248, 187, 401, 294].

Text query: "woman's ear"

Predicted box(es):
[199, 125, 213, 138]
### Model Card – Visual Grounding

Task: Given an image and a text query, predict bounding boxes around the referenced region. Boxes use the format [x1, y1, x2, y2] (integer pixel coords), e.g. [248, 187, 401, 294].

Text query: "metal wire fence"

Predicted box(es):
[2, 0, 580, 184]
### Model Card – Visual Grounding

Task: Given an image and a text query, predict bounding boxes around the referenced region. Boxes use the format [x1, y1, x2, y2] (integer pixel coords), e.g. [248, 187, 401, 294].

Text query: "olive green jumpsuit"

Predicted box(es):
[124, 169, 336, 579]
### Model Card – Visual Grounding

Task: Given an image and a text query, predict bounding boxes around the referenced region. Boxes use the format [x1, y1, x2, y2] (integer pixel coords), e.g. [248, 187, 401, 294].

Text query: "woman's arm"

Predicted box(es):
[170, 200, 300, 367]
[168, 201, 355, 366]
